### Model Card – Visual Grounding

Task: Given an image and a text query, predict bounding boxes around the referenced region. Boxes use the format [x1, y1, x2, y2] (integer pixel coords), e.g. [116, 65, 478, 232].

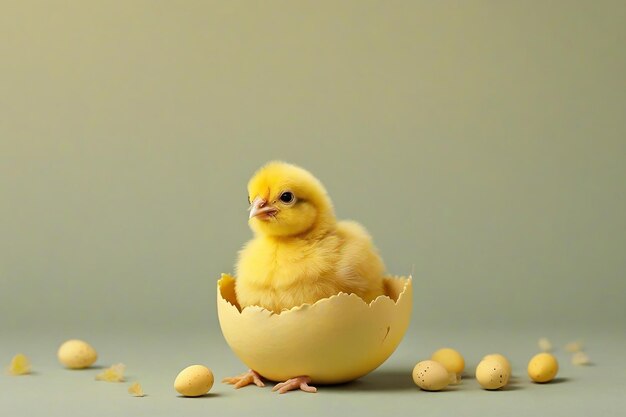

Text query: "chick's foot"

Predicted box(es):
[222, 369, 265, 389]
[272, 376, 317, 394]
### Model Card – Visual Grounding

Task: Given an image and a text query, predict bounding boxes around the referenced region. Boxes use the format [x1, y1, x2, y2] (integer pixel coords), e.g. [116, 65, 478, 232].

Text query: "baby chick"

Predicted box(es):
[223, 161, 386, 393]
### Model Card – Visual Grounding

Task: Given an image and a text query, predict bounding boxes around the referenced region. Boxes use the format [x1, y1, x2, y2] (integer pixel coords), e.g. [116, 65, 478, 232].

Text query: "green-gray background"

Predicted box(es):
[1, 1, 624, 416]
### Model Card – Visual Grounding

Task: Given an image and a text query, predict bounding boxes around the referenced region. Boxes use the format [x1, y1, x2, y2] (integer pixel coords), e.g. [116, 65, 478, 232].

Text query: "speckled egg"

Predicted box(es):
[57, 339, 98, 369]
[476, 359, 510, 390]
[482, 353, 512, 375]
[412, 360, 450, 391]
[174, 365, 214, 397]
[528, 353, 558, 383]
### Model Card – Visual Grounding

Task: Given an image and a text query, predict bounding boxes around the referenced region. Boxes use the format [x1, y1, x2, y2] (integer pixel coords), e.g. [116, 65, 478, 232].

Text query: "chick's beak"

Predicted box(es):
[249, 197, 278, 219]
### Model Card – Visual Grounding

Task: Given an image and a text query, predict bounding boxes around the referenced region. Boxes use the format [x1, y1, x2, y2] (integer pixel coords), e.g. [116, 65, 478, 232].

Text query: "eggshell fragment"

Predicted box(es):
[448, 373, 462, 384]
[8, 354, 31, 376]
[528, 353, 558, 383]
[565, 341, 583, 353]
[174, 365, 214, 397]
[412, 360, 450, 391]
[538, 338, 552, 352]
[96, 363, 125, 382]
[431, 347, 465, 376]
[217, 274, 412, 384]
[482, 353, 512, 376]
[57, 339, 98, 369]
[128, 382, 145, 397]
[571, 351, 590, 366]
[476, 359, 510, 390]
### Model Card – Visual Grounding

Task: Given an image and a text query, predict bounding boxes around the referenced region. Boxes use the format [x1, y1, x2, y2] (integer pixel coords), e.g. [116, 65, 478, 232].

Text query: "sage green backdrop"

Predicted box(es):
[1, 1, 624, 416]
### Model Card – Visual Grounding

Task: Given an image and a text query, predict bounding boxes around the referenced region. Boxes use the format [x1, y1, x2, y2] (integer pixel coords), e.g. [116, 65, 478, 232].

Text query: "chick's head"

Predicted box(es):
[247, 161, 335, 237]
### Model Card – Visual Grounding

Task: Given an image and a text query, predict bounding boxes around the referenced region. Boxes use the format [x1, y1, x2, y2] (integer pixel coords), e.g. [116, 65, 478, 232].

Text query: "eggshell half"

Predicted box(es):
[217, 274, 412, 384]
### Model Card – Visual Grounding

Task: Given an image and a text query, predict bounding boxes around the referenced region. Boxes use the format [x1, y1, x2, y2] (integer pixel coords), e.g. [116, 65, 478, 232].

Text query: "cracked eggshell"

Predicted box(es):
[217, 274, 412, 384]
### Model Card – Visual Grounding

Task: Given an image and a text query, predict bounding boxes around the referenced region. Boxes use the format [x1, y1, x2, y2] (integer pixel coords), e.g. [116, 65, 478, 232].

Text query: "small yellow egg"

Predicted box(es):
[476, 359, 510, 390]
[57, 339, 98, 369]
[528, 353, 558, 383]
[174, 365, 214, 397]
[482, 353, 512, 375]
[431, 347, 465, 376]
[412, 360, 450, 391]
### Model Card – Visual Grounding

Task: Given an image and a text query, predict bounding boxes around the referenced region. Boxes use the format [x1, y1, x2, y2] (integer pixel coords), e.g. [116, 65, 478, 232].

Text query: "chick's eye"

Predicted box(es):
[279, 191, 294, 204]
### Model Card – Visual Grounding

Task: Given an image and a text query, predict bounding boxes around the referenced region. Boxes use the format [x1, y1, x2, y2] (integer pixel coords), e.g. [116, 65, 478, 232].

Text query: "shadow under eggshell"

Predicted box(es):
[217, 274, 412, 384]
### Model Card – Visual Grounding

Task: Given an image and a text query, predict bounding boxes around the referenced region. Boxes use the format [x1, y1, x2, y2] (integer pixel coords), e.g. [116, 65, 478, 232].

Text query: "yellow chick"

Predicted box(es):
[223, 161, 386, 394]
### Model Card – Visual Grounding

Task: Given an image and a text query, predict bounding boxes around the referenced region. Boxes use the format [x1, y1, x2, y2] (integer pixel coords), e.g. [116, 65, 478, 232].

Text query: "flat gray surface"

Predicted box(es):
[1, 1, 625, 416]
[1, 326, 624, 416]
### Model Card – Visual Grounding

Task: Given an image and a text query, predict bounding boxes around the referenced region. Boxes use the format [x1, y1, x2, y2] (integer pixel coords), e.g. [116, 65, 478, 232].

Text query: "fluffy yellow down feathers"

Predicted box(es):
[235, 161, 385, 314]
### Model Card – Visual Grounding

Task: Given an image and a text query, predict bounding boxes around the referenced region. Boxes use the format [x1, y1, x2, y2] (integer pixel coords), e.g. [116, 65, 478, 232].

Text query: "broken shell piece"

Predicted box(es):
[8, 354, 31, 376]
[128, 382, 145, 397]
[448, 372, 462, 385]
[538, 338, 552, 352]
[565, 341, 583, 353]
[571, 351, 591, 366]
[96, 363, 125, 382]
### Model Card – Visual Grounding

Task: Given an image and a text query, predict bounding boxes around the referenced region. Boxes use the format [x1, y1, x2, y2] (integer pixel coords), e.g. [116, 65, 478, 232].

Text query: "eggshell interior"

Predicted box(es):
[217, 273, 412, 384]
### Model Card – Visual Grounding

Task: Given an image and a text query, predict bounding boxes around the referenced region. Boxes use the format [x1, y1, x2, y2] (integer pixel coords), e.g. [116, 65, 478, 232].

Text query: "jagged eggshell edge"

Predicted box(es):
[217, 274, 412, 384]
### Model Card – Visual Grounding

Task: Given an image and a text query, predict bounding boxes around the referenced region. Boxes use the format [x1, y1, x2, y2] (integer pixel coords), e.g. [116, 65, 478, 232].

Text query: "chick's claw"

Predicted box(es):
[222, 370, 265, 389]
[272, 376, 317, 394]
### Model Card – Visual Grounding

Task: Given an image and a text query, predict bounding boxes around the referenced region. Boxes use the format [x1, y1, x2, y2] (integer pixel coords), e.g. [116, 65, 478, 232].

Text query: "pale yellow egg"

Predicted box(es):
[482, 353, 512, 375]
[57, 339, 98, 369]
[174, 365, 214, 397]
[476, 358, 510, 390]
[217, 274, 412, 384]
[412, 360, 450, 391]
[431, 347, 465, 375]
[528, 353, 558, 383]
